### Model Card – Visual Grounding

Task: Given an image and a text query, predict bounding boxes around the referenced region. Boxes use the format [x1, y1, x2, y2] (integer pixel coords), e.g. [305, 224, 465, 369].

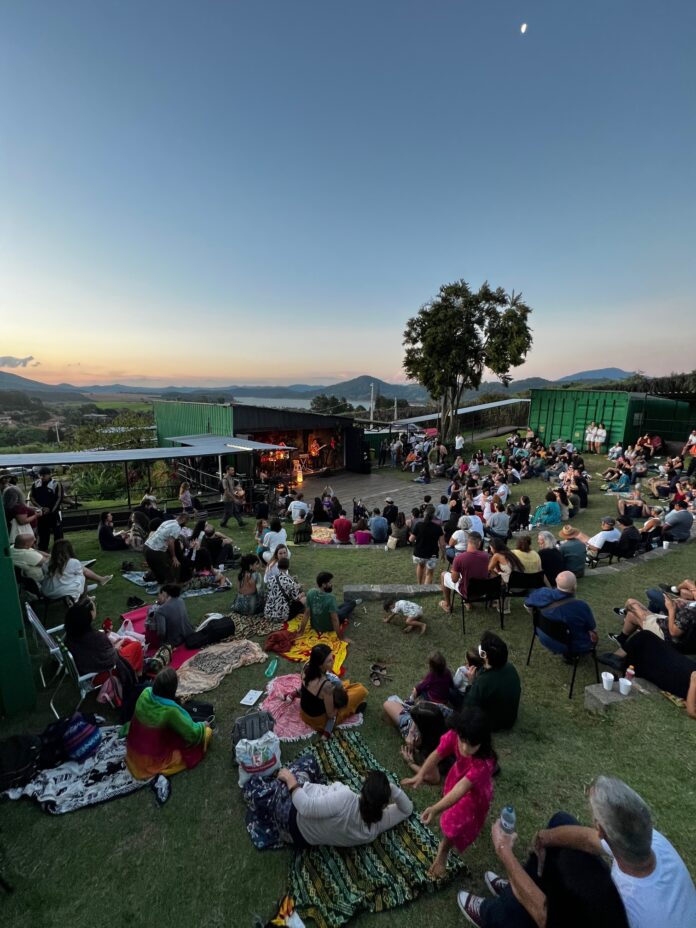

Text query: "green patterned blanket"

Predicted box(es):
[288, 730, 467, 928]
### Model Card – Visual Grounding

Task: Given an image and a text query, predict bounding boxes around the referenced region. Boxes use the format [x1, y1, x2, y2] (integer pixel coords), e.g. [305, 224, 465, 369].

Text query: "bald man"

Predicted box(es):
[524, 570, 597, 656]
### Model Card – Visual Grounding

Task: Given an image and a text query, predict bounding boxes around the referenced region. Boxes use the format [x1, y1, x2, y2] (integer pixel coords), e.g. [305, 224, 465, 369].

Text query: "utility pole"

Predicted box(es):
[369, 382, 374, 422]
[55, 423, 61, 445]
[393, 396, 397, 422]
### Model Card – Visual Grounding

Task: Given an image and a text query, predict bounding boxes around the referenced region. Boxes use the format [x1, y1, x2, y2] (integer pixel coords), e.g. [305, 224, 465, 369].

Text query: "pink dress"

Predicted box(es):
[436, 728, 495, 852]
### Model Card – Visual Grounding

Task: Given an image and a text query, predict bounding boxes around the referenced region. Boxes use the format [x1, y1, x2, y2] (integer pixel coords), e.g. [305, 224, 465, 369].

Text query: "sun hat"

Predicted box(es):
[559, 525, 580, 539]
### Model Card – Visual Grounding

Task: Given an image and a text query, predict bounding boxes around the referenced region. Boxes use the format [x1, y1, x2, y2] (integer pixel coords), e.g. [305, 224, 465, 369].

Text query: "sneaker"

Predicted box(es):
[484, 871, 509, 897]
[658, 583, 672, 593]
[613, 607, 627, 618]
[607, 632, 623, 646]
[457, 892, 485, 926]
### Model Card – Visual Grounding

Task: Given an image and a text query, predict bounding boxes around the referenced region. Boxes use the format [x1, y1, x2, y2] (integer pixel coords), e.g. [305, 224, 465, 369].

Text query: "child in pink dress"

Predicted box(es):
[401, 706, 496, 879]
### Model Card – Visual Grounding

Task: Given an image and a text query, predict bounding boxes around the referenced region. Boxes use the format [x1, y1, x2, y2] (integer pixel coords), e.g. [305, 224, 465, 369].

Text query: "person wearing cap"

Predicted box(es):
[578, 516, 621, 555]
[525, 571, 597, 656]
[383, 497, 398, 526]
[558, 525, 587, 577]
[29, 466, 64, 550]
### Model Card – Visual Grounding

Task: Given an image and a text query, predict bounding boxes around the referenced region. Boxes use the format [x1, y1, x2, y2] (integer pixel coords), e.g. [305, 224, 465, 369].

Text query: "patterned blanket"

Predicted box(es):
[289, 731, 467, 928]
[122, 571, 229, 599]
[278, 618, 349, 676]
[175, 639, 266, 697]
[3, 727, 149, 814]
[261, 673, 362, 741]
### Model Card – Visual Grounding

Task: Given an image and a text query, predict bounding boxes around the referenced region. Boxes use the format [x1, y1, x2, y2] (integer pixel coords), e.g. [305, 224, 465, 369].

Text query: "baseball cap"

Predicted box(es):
[601, 516, 616, 526]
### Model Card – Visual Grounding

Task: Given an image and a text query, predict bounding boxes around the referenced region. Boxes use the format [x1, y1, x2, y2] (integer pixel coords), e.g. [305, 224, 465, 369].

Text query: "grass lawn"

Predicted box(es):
[2, 451, 695, 928]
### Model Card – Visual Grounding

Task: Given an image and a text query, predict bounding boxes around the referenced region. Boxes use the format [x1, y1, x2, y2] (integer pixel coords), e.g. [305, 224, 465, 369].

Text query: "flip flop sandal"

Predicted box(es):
[370, 663, 387, 674]
[369, 671, 383, 686]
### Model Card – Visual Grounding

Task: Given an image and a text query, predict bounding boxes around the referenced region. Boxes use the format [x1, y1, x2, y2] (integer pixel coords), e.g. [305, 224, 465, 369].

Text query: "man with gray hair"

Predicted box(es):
[525, 571, 597, 656]
[533, 776, 696, 928]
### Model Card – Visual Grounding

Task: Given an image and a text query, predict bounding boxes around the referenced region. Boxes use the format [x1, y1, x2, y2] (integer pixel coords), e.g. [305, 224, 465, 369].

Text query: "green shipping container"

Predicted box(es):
[154, 401, 234, 447]
[528, 389, 692, 448]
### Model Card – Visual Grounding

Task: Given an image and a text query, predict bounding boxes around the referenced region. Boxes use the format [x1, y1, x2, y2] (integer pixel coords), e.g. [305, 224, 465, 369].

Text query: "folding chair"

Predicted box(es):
[24, 602, 66, 687]
[503, 571, 546, 614]
[459, 576, 504, 635]
[50, 642, 115, 720]
[526, 607, 599, 698]
[586, 541, 620, 569]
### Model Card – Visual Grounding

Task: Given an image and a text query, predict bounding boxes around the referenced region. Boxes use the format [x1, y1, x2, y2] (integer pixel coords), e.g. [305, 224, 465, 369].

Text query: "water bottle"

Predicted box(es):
[625, 665, 635, 682]
[500, 805, 516, 835]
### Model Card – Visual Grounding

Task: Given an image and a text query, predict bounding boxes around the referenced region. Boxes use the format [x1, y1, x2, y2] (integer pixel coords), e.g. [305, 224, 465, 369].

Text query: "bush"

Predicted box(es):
[70, 464, 125, 500]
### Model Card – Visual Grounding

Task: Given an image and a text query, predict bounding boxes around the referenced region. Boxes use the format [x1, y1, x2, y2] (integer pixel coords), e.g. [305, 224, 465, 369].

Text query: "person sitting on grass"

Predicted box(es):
[97, 511, 129, 551]
[440, 531, 489, 614]
[618, 630, 696, 718]
[530, 491, 562, 528]
[452, 631, 521, 731]
[401, 707, 497, 880]
[232, 553, 264, 615]
[408, 651, 454, 703]
[298, 571, 355, 639]
[383, 597, 427, 635]
[332, 508, 352, 544]
[298, 643, 368, 736]
[508, 494, 531, 533]
[388, 511, 410, 548]
[146, 584, 195, 647]
[616, 488, 651, 520]
[264, 556, 305, 623]
[41, 539, 112, 602]
[292, 509, 313, 545]
[367, 507, 390, 543]
[610, 590, 696, 652]
[125, 667, 213, 780]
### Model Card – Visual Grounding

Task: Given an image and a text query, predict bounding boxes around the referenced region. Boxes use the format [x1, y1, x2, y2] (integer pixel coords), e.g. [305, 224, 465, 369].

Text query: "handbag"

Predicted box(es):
[235, 730, 281, 786]
[232, 707, 275, 765]
[183, 699, 215, 724]
[386, 535, 399, 551]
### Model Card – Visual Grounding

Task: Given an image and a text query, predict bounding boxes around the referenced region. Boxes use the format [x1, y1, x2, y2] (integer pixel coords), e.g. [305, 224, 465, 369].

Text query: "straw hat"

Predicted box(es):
[559, 524, 580, 539]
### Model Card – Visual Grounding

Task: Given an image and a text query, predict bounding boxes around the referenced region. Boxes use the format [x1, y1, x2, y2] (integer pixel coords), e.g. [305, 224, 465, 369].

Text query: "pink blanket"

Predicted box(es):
[261, 673, 362, 742]
[119, 606, 200, 671]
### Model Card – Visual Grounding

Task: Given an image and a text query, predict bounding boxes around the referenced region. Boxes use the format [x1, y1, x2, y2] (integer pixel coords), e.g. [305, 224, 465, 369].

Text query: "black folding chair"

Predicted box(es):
[527, 607, 599, 698]
[503, 571, 546, 619]
[460, 575, 503, 635]
[586, 541, 620, 569]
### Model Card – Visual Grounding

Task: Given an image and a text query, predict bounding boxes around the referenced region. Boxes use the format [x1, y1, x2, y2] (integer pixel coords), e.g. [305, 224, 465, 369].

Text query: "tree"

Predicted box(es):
[403, 280, 533, 441]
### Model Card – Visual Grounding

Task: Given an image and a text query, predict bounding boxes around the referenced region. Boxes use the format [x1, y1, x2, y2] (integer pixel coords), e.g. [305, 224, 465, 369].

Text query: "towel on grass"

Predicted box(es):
[261, 674, 362, 741]
[122, 571, 229, 599]
[175, 639, 266, 697]
[119, 606, 200, 671]
[3, 727, 148, 814]
[273, 617, 348, 676]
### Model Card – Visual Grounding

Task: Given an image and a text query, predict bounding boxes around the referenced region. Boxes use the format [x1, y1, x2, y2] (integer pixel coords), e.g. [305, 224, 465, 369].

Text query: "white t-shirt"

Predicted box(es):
[393, 600, 423, 618]
[449, 529, 469, 551]
[288, 500, 309, 521]
[586, 426, 597, 441]
[468, 514, 484, 537]
[41, 557, 84, 599]
[145, 520, 182, 552]
[455, 434, 464, 450]
[602, 830, 696, 928]
[263, 528, 288, 556]
[587, 527, 621, 550]
[596, 428, 607, 444]
[495, 483, 509, 504]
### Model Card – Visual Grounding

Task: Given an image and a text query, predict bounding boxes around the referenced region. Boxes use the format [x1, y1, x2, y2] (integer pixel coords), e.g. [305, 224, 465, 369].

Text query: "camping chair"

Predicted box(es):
[50, 641, 115, 720]
[24, 602, 66, 687]
[526, 607, 599, 699]
[502, 571, 546, 613]
[586, 541, 620, 569]
[460, 576, 504, 634]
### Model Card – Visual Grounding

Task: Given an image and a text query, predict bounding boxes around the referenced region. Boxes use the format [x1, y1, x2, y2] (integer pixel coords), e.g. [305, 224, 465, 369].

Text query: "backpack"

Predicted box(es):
[231, 709, 275, 765]
[184, 616, 235, 650]
[0, 735, 41, 791]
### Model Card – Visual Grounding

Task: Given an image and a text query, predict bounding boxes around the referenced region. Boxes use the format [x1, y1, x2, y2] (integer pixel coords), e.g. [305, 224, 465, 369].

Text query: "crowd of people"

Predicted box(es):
[3, 420, 695, 928]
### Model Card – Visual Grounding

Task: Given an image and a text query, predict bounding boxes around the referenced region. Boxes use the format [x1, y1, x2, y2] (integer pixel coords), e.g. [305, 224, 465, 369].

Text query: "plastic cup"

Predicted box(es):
[662, 541, 670, 550]
[601, 672, 614, 692]
[619, 677, 633, 696]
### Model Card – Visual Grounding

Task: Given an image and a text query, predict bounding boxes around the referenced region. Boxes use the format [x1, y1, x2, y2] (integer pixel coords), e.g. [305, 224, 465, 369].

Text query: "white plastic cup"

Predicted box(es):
[218, 564, 225, 571]
[619, 677, 632, 696]
[663, 541, 670, 550]
[601, 672, 614, 692]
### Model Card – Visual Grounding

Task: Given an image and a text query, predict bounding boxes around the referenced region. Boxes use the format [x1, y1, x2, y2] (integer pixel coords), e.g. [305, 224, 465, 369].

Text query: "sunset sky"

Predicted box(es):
[1, 1, 694, 388]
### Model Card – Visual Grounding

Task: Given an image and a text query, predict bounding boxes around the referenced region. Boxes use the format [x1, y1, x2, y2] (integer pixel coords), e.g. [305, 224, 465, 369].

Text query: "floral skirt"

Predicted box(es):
[242, 754, 324, 849]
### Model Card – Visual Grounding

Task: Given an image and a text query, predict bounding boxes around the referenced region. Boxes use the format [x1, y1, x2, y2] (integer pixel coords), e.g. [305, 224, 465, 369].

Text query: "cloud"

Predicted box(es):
[32, 361, 41, 367]
[0, 355, 34, 368]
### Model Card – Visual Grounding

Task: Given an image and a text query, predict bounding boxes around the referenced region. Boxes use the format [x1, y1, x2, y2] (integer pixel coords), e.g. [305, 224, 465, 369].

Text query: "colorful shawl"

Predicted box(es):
[125, 688, 208, 780]
[279, 618, 349, 675]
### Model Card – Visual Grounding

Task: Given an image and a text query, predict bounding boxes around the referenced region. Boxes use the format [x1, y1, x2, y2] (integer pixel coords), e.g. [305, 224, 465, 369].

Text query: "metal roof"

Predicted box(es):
[167, 434, 294, 451]
[0, 436, 292, 468]
[393, 397, 530, 426]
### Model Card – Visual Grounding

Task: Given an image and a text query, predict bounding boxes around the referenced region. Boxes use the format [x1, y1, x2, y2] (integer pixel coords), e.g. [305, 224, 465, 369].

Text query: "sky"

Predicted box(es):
[1, 1, 694, 388]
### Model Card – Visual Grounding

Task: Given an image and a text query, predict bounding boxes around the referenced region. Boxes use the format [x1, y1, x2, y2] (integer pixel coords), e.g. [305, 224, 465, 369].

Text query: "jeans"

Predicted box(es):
[646, 587, 668, 614]
[221, 501, 245, 526]
[337, 599, 357, 623]
[480, 812, 579, 928]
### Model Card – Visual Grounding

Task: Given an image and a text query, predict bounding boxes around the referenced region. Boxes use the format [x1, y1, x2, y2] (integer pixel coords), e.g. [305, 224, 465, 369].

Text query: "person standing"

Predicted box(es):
[454, 431, 465, 455]
[409, 505, 443, 585]
[144, 513, 190, 584]
[220, 466, 246, 527]
[29, 466, 64, 550]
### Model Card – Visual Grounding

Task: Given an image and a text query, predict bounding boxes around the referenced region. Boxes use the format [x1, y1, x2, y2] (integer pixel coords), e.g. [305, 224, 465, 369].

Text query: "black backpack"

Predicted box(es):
[184, 616, 236, 650]
[0, 735, 41, 791]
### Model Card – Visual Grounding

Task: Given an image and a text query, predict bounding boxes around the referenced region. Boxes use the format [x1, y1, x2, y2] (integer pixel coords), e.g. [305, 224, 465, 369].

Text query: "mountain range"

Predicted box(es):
[0, 367, 638, 403]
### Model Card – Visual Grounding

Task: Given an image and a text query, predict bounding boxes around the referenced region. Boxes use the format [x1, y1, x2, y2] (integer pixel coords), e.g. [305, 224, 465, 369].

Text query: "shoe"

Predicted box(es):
[613, 607, 627, 618]
[484, 871, 509, 897]
[607, 632, 624, 646]
[457, 892, 484, 926]
[658, 583, 672, 593]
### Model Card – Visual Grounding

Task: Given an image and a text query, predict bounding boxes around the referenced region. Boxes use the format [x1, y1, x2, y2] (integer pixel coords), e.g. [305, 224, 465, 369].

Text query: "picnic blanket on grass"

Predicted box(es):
[175, 639, 266, 697]
[253, 730, 468, 928]
[4, 727, 148, 814]
[122, 570, 230, 599]
[261, 674, 362, 741]
[233, 614, 285, 640]
[310, 526, 335, 545]
[119, 606, 200, 670]
[275, 618, 349, 676]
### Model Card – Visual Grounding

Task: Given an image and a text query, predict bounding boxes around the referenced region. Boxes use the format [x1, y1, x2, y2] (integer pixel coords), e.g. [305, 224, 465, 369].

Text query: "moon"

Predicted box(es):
[520, 23, 527, 34]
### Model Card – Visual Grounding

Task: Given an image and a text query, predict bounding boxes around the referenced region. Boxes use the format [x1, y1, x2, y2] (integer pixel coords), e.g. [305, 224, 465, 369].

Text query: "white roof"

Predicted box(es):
[166, 434, 295, 451]
[393, 397, 530, 426]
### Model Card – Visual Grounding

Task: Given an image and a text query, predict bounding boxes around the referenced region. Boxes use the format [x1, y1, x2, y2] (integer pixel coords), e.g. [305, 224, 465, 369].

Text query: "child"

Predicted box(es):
[383, 598, 427, 635]
[411, 652, 453, 703]
[452, 649, 485, 701]
[401, 707, 496, 879]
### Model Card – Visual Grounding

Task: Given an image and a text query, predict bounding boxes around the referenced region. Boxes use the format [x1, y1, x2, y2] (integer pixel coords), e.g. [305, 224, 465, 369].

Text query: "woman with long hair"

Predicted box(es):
[127, 510, 150, 552]
[233, 554, 264, 615]
[41, 539, 112, 601]
[487, 538, 524, 586]
[298, 643, 368, 736]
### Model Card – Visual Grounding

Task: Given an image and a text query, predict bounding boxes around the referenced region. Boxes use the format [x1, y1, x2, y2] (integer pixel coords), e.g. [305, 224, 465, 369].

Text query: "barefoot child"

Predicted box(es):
[383, 598, 427, 635]
[401, 707, 496, 879]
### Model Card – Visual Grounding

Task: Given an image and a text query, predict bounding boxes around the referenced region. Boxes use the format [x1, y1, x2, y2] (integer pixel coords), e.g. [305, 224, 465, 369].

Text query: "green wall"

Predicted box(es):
[154, 402, 234, 446]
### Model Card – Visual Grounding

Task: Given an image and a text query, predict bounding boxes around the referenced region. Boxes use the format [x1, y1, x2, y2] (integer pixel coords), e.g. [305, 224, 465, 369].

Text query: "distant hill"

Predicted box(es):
[0, 371, 86, 401]
[558, 368, 635, 382]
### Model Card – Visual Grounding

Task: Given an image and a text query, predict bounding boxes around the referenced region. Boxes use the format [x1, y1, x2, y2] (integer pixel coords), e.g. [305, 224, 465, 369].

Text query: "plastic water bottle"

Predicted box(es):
[500, 805, 516, 835]
[625, 665, 635, 682]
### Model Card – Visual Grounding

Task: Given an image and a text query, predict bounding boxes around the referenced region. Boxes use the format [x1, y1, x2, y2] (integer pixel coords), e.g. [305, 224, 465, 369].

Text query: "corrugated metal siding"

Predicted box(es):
[529, 389, 632, 446]
[154, 402, 233, 446]
[629, 395, 693, 444]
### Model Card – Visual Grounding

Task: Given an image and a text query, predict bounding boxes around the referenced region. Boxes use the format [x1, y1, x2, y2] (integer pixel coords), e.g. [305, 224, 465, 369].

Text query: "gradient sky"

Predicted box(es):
[1, 1, 694, 388]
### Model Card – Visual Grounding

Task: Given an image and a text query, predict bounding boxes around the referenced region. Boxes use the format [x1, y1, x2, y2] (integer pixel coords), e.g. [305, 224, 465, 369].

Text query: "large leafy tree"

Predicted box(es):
[403, 280, 533, 441]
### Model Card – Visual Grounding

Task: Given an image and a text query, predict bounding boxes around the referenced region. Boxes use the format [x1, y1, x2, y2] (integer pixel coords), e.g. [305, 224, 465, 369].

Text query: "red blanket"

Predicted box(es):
[119, 606, 200, 671]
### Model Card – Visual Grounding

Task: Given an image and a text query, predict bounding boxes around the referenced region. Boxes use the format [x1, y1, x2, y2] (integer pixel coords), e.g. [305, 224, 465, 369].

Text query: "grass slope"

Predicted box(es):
[2, 451, 695, 928]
